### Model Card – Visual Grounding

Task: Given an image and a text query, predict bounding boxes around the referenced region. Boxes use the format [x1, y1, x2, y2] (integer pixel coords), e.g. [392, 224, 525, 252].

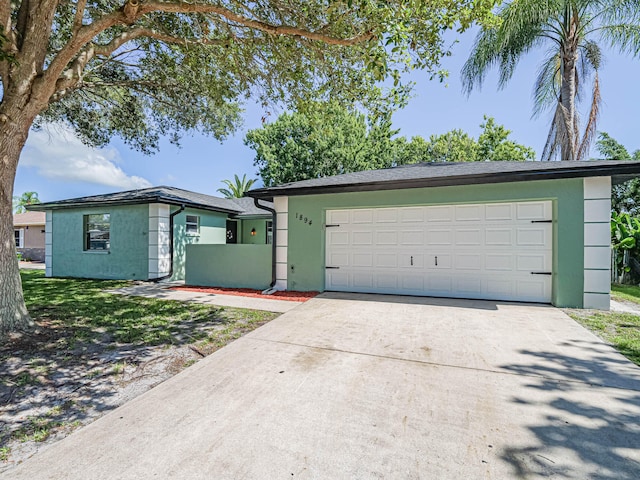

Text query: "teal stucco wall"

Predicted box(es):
[185, 244, 272, 289]
[285, 178, 585, 307]
[171, 208, 227, 281]
[51, 204, 149, 279]
[240, 218, 271, 245]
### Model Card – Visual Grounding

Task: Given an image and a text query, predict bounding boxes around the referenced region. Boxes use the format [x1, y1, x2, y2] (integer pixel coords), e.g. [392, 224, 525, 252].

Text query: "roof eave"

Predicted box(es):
[28, 196, 242, 215]
[246, 163, 640, 199]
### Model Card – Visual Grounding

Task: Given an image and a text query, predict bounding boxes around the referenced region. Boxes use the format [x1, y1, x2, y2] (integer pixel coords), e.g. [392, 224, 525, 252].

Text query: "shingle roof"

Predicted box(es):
[29, 186, 272, 216]
[13, 211, 46, 226]
[247, 160, 640, 199]
[229, 197, 274, 217]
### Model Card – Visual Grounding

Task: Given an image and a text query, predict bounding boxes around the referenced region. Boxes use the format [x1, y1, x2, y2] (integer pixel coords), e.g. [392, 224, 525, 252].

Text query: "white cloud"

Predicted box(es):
[21, 124, 152, 190]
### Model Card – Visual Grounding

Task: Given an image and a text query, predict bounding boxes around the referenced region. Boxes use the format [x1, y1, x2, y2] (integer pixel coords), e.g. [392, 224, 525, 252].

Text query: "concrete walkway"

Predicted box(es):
[4, 293, 640, 479]
[107, 282, 299, 313]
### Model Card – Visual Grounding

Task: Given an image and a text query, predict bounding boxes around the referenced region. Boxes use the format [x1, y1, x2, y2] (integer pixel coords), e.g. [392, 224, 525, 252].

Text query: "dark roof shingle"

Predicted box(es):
[29, 186, 272, 216]
[247, 160, 640, 199]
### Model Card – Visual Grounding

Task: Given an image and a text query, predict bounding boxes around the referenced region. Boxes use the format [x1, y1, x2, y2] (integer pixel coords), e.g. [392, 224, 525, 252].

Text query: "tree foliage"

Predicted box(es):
[217, 174, 257, 198]
[245, 102, 402, 186]
[12, 191, 41, 214]
[396, 116, 535, 164]
[462, 0, 640, 161]
[247, 107, 535, 186]
[595, 132, 640, 214]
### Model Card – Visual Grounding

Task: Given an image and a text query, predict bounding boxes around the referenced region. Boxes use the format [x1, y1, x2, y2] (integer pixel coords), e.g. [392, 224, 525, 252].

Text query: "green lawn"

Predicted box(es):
[17, 269, 277, 348]
[611, 284, 640, 305]
[567, 283, 640, 367]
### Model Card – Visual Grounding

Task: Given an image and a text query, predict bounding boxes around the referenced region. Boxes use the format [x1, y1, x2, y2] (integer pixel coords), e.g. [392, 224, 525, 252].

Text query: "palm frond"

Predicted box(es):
[533, 49, 562, 117]
[577, 71, 601, 160]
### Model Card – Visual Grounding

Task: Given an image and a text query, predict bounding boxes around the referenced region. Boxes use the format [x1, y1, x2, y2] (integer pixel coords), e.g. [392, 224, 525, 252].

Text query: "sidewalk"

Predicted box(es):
[107, 282, 299, 313]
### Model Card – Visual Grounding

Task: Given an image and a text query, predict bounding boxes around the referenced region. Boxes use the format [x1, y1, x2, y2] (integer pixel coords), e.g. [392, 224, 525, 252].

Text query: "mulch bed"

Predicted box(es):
[171, 286, 319, 302]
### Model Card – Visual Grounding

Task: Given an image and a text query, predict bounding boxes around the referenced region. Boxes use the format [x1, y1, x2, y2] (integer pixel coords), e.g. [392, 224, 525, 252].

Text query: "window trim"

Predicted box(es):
[14, 229, 24, 248]
[84, 213, 111, 252]
[185, 214, 200, 236]
[266, 220, 273, 245]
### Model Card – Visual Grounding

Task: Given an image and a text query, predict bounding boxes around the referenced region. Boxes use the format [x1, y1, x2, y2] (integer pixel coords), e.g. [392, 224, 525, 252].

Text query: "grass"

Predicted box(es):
[19, 270, 277, 347]
[611, 284, 640, 305]
[569, 309, 640, 366]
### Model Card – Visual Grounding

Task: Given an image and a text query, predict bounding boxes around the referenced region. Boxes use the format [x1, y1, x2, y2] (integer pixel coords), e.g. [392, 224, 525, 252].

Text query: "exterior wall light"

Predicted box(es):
[250, 228, 256, 236]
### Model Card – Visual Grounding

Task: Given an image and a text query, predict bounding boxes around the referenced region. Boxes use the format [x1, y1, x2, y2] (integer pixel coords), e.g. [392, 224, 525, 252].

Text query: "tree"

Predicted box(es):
[12, 191, 41, 213]
[0, 1, 496, 335]
[396, 116, 535, 163]
[595, 132, 640, 213]
[245, 102, 405, 186]
[217, 174, 257, 199]
[462, 0, 640, 161]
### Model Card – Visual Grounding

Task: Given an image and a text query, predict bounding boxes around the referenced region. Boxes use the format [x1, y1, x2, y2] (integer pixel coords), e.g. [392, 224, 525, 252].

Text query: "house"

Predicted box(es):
[28, 186, 273, 281]
[13, 211, 46, 262]
[233, 160, 640, 310]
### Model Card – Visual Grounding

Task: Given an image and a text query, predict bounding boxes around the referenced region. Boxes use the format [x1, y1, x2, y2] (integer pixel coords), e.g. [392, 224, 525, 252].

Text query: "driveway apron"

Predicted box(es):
[4, 292, 640, 479]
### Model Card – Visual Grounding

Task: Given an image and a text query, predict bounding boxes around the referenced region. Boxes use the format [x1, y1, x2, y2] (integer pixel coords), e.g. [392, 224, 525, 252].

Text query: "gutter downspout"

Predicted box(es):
[151, 204, 185, 282]
[253, 197, 277, 292]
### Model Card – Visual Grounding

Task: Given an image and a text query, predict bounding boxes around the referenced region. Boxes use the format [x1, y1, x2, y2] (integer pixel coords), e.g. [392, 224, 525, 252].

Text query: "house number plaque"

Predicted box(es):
[294, 212, 313, 225]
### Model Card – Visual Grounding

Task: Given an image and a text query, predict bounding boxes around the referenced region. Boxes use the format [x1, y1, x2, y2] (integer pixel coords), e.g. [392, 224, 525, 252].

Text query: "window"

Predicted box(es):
[266, 221, 273, 245]
[186, 215, 200, 235]
[14, 229, 24, 248]
[84, 214, 110, 251]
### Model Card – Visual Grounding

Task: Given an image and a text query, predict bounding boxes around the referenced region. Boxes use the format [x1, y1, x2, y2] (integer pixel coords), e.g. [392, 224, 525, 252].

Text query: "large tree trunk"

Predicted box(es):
[0, 114, 35, 336]
[559, 14, 579, 161]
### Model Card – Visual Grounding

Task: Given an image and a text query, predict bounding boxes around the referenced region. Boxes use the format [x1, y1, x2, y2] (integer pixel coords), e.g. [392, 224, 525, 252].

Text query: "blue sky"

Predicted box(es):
[14, 29, 640, 203]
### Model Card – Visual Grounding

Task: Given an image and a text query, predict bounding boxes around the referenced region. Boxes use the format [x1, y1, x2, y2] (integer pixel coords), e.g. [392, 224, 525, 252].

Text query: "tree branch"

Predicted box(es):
[138, 1, 374, 46]
[43, 0, 374, 105]
[72, 0, 88, 35]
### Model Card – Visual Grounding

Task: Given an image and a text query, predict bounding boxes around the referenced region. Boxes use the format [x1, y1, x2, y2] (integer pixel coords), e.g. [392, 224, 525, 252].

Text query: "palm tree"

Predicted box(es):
[217, 174, 258, 198]
[462, 0, 640, 161]
[12, 191, 41, 213]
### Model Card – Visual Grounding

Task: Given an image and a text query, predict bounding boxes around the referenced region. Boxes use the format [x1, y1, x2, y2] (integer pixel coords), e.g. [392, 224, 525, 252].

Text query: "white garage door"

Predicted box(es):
[325, 201, 553, 303]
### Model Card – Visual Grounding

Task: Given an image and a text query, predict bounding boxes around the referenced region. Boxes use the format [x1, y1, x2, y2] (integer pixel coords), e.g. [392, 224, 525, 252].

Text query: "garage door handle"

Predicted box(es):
[531, 271, 552, 275]
[325, 266, 340, 269]
[531, 220, 552, 223]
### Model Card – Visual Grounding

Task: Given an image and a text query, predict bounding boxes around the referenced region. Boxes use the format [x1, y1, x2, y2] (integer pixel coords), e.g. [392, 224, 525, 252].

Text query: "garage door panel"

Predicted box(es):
[352, 209, 374, 224]
[352, 253, 373, 267]
[486, 278, 514, 297]
[327, 252, 350, 267]
[325, 201, 552, 303]
[485, 228, 513, 246]
[376, 230, 398, 245]
[456, 205, 484, 221]
[485, 203, 514, 221]
[516, 201, 551, 221]
[353, 273, 374, 289]
[485, 254, 513, 271]
[455, 254, 482, 270]
[400, 230, 424, 245]
[516, 227, 550, 246]
[352, 231, 374, 245]
[377, 274, 398, 290]
[374, 208, 398, 223]
[327, 210, 350, 225]
[426, 229, 453, 245]
[327, 230, 349, 246]
[516, 254, 551, 272]
[402, 275, 424, 291]
[455, 228, 482, 246]
[399, 253, 423, 268]
[400, 207, 424, 223]
[426, 206, 453, 222]
[375, 253, 398, 268]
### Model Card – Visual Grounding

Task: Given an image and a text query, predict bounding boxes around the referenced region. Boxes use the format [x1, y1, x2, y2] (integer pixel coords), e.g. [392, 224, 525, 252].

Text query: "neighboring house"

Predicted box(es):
[29, 187, 272, 281]
[13, 211, 46, 262]
[240, 160, 640, 310]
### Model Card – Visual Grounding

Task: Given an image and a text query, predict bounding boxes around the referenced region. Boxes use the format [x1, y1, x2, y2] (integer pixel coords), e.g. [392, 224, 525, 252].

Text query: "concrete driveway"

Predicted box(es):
[5, 293, 640, 479]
